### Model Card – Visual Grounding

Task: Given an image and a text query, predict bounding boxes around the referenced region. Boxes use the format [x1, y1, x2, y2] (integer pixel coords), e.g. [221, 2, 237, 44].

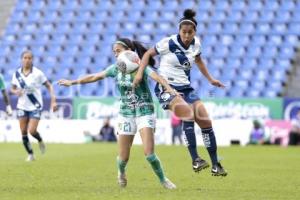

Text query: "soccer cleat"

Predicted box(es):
[192, 158, 210, 172]
[161, 178, 176, 190]
[117, 172, 127, 188]
[26, 154, 35, 162]
[39, 142, 46, 154]
[211, 162, 227, 176]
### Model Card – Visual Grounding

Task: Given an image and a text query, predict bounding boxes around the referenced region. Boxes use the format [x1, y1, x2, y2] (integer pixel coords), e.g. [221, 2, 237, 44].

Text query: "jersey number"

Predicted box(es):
[123, 122, 131, 132]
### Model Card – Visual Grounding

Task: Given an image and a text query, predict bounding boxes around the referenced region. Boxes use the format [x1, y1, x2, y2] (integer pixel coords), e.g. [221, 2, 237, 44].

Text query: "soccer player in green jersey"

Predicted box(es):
[0, 73, 12, 116]
[58, 38, 180, 189]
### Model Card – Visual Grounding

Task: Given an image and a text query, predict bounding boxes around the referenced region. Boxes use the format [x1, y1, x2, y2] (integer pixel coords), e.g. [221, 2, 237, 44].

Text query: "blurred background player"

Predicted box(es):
[0, 73, 12, 116]
[133, 9, 227, 176]
[289, 110, 300, 145]
[58, 38, 177, 189]
[84, 117, 117, 142]
[248, 120, 270, 145]
[10, 51, 57, 161]
[171, 112, 182, 145]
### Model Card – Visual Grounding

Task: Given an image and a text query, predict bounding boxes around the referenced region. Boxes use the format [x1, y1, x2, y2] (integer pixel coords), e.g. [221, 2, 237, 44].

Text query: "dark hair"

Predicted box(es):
[116, 38, 155, 67]
[179, 9, 197, 30]
[21, 50, 34, 58]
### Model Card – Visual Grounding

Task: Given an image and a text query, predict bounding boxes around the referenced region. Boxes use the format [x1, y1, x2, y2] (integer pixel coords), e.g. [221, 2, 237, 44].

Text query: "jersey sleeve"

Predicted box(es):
[195, 37, 202, 57]
[11, 72, 18, 87]
[39, 70, 48, 84]
[155, 37, 170, 55]
[0, 74, 5, 90]
[104, 64, 117, 78]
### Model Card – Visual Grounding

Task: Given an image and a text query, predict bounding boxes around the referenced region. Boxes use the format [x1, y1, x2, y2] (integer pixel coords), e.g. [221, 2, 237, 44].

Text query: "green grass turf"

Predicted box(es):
[0, 143, 299, 200]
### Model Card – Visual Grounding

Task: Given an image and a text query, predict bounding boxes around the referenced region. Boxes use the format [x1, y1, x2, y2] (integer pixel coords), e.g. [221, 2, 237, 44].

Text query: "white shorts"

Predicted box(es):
[117, 114, 156, 135]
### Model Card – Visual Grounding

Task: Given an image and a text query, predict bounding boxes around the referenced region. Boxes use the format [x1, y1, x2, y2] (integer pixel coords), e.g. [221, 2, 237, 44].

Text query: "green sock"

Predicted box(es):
[117, 156, 127, 174]
[146, 154, 166, 183]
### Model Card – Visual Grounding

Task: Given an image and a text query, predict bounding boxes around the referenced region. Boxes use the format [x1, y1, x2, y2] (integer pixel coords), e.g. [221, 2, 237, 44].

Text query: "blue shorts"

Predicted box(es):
[155, 84, 200, 110]
[17, 109, 42, 119]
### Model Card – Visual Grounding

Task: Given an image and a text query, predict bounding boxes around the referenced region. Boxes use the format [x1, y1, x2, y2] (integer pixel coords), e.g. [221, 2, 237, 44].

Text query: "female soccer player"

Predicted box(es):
[11, 51, 57, 161]
[133, 9, 227, 176]
[0, 73, 12, 115]
[58, 38, 177, 189]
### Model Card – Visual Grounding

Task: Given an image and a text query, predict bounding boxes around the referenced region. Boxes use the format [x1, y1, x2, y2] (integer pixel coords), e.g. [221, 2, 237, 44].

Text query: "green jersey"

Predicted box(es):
[0, 74, 5, 91]
[105, 65, 154, 117]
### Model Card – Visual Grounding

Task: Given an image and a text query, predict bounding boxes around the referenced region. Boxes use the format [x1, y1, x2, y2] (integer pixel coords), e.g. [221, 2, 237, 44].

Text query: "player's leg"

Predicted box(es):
[138, 116, 176, 189]
[117, 134, 134, 187]
[193, 100, 227, 176]
[27, 110, 45, 154]
[18, 110, 34, 161]
[169, 95, 194, 120]
[116, 116, 136, 187]
[156, 84, 207, 173]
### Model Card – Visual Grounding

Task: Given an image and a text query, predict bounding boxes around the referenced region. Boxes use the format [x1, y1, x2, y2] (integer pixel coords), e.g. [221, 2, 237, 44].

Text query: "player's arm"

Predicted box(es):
[195, 55, 225, 88]
[1, 89, 12, 115]
[44, 81, 58, 112]
[58, 71, 107, 86]
[133, 48, 157, 87]
[148, 70, 179, 96]
[10, 84, 24, 96]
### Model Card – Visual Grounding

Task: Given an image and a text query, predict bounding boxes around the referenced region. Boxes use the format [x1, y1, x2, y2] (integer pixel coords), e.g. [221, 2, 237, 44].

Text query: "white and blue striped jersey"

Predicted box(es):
[154, 34, 201, 86]
[11, 67, 47, 111]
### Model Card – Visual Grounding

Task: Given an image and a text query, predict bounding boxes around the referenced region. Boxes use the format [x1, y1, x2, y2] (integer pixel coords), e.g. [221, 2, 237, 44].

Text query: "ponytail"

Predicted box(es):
[115, 38, 155, 67]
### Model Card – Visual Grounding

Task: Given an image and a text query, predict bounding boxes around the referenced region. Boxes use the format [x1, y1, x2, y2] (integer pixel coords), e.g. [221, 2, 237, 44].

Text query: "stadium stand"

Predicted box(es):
[0, 0, 300, 97]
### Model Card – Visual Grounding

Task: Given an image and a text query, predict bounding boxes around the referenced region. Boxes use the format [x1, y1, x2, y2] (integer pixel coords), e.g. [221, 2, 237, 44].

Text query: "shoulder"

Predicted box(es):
[32, 66, 43, 73]
[14, 68, 22, 75]
[157, 35, 173, 44]
[194, 36, 201, 46]
[193, 36, 201, 50]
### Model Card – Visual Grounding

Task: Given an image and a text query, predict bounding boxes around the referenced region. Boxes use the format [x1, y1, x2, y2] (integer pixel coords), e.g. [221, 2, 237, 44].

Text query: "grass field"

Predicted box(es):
[0, 143, 299, 200]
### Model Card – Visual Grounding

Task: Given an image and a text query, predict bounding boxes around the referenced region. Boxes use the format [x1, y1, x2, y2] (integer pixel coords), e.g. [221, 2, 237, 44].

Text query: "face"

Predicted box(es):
[113, 43, 127, 58]
[22, 52, 33, 68]
[179, 24, 196, 46]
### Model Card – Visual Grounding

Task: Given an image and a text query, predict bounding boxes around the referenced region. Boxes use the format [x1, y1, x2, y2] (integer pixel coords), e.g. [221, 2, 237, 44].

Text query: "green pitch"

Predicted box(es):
[0, 143, 299, 200]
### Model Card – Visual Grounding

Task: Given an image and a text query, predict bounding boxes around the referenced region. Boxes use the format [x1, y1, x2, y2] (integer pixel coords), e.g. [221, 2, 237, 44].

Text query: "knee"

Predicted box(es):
[28, 129, 37, 135]
[195, 117, 212, 128]
[174, 105, 194, 120]
[21, 130, 28, 135]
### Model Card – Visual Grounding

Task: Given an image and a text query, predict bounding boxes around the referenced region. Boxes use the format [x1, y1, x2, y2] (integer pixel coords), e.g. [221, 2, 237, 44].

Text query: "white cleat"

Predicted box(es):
[161, 178, 176, 190]
[39, 142, 46, 154]
[117, 172, 127, 188]
[26, 154, 35, 162]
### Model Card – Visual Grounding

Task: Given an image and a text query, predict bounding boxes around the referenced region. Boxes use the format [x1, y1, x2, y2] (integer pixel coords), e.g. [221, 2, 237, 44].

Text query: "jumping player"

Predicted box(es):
[133, 9, 227, 176]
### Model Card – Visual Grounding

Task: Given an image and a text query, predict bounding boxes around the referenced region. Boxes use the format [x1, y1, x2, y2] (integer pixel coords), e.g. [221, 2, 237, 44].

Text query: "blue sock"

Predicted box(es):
[31, 132, 43, 142]
[201, 127, 218, 166]
[183, 121, 199, 161]
[22, 135, 33, 154]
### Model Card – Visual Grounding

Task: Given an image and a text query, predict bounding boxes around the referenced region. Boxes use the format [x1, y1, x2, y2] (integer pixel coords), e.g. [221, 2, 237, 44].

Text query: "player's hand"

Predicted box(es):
[6, 105, 13, 116]
[132, 71, 143, 88]
[51, 101, 58, 112]
[15, 89, 24, 97]
[165, 88, 180, 96]
[58, 79, 72, 86]
[210, 79, 225, 88]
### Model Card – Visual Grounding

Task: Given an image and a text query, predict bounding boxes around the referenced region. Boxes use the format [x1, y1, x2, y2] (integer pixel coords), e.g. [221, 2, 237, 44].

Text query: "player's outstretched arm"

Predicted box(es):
[195, 55, 225, 88]
[58, 71, 106, 86]
[44, 81, 58, 112]
[149, 71, 179, 96]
